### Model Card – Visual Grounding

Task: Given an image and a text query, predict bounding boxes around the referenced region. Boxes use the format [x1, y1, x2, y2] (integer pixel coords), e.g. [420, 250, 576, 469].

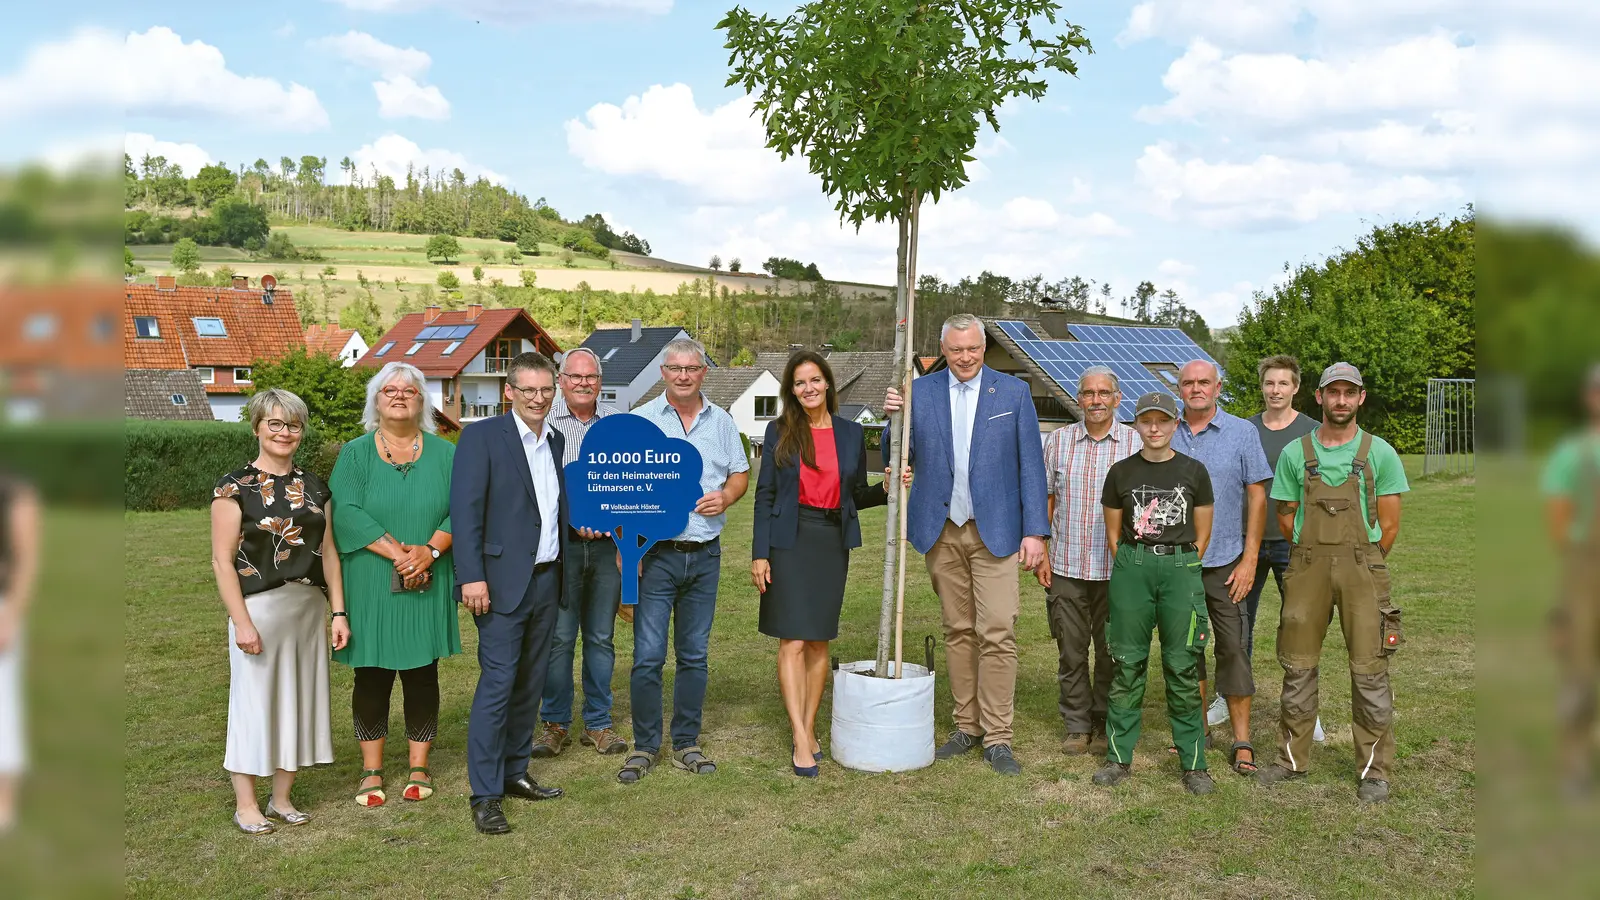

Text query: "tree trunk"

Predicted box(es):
[876, 198, 915, 677]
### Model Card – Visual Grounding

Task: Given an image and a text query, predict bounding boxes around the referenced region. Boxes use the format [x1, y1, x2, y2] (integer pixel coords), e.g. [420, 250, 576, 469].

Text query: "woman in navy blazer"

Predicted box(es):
[752, 351, 888, 776]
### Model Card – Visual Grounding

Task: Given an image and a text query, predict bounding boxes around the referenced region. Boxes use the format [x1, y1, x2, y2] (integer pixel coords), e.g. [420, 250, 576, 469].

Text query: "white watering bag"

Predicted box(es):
[830, 660, 935, 772]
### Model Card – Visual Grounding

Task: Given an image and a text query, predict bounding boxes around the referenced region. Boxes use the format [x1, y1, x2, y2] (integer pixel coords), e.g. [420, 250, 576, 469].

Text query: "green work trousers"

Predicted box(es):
[1105, 543, 1210, 772]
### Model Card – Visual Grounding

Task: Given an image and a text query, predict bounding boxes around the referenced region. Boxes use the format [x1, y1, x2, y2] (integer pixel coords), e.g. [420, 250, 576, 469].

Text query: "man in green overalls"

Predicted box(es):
[1257, 362, 1410, 803]
[1094, 391, 1217, 795]
[1543, 362, 1600, 796]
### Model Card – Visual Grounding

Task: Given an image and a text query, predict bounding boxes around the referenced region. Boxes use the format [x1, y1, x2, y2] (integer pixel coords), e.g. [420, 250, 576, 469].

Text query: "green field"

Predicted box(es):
[123, 458, 1473, 898]
[130, 225, 621, 271]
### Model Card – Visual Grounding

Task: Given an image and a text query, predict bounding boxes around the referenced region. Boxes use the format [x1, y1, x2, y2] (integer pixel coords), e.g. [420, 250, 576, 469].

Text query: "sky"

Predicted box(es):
[7, 1, 1584, 327]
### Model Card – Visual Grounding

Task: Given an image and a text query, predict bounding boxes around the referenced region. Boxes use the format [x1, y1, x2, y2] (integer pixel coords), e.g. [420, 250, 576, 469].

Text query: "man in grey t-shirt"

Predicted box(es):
[1243, 355, 1319, 658]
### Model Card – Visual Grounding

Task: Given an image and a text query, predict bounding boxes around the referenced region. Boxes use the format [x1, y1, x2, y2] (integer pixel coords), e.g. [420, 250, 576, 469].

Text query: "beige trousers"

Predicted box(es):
[925, 520, 1021, 747]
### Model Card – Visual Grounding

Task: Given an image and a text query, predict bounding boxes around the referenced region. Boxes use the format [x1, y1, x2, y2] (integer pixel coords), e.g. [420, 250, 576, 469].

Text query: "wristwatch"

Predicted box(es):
[426, 543, 441, 559]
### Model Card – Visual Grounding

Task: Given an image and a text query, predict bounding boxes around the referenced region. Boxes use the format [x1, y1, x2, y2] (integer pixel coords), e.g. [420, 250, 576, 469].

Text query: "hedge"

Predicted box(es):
[126, 420, 335, 511]
[0, 424, 123, 506]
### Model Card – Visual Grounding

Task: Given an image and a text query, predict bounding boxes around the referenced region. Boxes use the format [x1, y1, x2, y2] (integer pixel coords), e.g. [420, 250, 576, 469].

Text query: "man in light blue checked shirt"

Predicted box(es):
[616, 337, 749, 785]
[1173, 360, 1273, 776]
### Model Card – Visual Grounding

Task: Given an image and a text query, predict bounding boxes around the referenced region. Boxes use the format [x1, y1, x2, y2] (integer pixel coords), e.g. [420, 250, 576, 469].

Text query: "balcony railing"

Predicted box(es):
[465, 402, 511, 419]
[483, 357, 513, 374]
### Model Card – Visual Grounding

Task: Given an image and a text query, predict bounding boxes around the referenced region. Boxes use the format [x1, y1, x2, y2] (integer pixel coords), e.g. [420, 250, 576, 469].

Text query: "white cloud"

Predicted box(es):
[0, 27, 328, 130]
[124, 133, 214, 176]
[565, 84, 813, 205]
[1157, 259, 1196, 277]
[1119, 0, 1300, 48]
[1138, 34, 1468, 128]
[323, 0, 671, 21]
[1119, 0, 1466, 49]
[374, 75, 451, 120]
[1135, 143, 1463, 229]
[350, 133, 506, 184]
[311, 31, 431, 77]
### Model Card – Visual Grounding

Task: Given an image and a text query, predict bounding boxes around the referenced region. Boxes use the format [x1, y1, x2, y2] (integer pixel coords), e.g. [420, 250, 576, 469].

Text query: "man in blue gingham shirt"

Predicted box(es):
[621, 338, 750, 782]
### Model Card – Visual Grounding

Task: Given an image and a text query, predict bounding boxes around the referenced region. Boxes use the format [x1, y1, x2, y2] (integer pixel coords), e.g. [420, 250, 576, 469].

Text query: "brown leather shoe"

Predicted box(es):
[1089, 728, 1108, 756]
[1061, 733, 1091, 755]
[580, 727, 629, 755]
[530, 722, 568, 758]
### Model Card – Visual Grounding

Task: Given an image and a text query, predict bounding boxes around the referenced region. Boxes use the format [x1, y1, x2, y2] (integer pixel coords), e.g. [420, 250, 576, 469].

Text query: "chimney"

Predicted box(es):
[820, 343, 834, 354]
[156, 275, 176, 291]
[231, 275, 249, 290]
[630, 318, 642, 342]
[423, 305, 442, 324]
[467, 303, 483, 321]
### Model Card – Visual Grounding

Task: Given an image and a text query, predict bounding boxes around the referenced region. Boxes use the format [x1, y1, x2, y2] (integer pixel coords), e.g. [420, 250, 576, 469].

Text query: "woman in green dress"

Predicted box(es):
[331, 361, 460, 807]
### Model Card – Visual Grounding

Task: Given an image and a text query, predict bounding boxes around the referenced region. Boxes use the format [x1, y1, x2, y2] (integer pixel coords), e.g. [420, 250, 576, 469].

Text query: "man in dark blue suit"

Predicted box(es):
[451, 352, 568, 835]
[885, 314, 1050, 776]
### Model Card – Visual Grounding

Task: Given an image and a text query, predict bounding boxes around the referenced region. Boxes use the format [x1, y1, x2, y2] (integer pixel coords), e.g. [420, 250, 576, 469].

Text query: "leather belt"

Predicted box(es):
[1146, 542, 1197, 556]
[660, 538, 716, 553]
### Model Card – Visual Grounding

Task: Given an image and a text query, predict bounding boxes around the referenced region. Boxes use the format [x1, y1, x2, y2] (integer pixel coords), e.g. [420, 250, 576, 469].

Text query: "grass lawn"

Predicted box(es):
[124, 457, 1473, 898]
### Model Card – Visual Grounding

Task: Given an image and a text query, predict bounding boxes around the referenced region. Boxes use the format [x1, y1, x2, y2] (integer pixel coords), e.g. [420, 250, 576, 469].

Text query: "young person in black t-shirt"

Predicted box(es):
[1094, 391, 1217, 795]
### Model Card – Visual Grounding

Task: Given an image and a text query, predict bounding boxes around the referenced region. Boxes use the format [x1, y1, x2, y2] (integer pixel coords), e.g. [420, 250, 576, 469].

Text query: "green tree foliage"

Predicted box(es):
[471, 265, 484, 283]
[519, 270, 538, 288]
[729, 257, 742, 273]
[762, 256, 825, 280]
[170, 238, 202, 273]
[191, 163, 238, 207]
[247, 348, 370, 443]
[516, 229, 542, 254]
[1225, 210, 1475, 453]
[478, 248, 498, 263]
[426, 234, 462, 263]
[437, 270, 461, 290]
[211, 198, 269, 247]
[505, 245, 522, 265]
[722, 0, 1092, 674]
[124, 247, 143, 276]
[263, 231, 299, 260]
[340, 291, 386, 345]
[709, 254, 723, 271]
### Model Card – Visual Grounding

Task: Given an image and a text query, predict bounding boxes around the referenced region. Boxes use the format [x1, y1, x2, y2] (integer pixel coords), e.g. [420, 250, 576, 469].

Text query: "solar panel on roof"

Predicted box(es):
[416, 326, 442, 340]
[993, 318, 1214, 421]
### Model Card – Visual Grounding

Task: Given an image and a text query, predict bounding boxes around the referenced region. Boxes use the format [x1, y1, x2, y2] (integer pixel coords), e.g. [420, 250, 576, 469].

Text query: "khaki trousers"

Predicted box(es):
[926, 520, 1020, 747]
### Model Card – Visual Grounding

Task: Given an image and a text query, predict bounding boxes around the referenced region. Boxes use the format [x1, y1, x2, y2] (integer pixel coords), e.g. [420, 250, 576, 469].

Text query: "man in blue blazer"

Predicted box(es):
[885, 314, 1050, 776]
[451, 352, 568, 834]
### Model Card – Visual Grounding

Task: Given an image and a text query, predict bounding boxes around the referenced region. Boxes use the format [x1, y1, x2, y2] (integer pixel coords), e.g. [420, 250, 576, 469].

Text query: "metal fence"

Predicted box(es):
[1423, 377, 1475, 476]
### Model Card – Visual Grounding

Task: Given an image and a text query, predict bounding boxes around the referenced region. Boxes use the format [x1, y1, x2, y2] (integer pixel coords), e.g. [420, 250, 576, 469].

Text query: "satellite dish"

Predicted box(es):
[261, 274, 278, 291]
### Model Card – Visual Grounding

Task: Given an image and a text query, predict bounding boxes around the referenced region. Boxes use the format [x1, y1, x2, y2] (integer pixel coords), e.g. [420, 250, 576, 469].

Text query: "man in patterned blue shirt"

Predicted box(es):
[616, 338, 750, 785]
[1173, 360, 1273, 775]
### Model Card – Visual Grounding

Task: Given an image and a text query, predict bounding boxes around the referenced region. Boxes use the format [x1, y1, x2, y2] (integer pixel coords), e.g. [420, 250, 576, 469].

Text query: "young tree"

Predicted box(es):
[438, 270, 461, 290]
[709, 254, 723, 271]
[170, 238, 202, 274]
[247, 348, 369, 443]
[506, 245, 523, 265]
[729, 257, 742, 273]
[425, 234, 462, 264]
[472, 265, 484, 284]
[519, 270, 538, 288]
[340, 291, 386, 345]
[479, 248, 498, 264]
[722, 0, 1091, 676]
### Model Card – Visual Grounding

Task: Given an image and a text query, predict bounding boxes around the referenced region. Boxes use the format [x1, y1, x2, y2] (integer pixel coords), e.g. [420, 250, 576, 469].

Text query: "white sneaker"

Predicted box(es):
[1313, 718, 1326, 743]
[1206, 695, 1229, 726]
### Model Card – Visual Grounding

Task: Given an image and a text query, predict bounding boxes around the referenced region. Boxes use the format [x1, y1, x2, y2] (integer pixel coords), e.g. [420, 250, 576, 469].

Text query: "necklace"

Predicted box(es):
[378, 430, 420, 477]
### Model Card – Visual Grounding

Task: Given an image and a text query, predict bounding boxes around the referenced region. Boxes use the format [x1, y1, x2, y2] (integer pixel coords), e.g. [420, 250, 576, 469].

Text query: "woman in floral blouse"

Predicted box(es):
[211, 388, 349, 835]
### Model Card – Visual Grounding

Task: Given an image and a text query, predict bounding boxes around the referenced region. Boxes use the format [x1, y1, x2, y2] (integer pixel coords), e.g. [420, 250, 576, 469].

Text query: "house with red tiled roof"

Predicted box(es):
[125, 275, 306, 422]
[305, 324, 368, 367]
[356, 304, 561, 424]
[0, 283, 122, 422]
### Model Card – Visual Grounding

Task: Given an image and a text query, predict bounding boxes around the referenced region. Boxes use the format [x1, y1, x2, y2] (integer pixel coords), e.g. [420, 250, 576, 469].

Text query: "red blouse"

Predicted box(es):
[798, 427, 840, 508]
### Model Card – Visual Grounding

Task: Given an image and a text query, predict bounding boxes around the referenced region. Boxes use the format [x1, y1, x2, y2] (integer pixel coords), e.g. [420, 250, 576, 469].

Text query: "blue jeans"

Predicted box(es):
[1242, 539, 1293, 658]
[539, 536, 621, 730]
[630, 539, 721, 755]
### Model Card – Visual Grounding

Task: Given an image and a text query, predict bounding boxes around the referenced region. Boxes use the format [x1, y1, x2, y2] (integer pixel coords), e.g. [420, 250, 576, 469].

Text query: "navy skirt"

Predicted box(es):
[759, 506, 849, 641]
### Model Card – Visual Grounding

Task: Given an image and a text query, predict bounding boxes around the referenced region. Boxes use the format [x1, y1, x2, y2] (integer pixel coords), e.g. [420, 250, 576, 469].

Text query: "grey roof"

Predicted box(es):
[125, 369, 215, 420]
[838, 403, 872, 422]
[754, 350, 900, 417]
[579, 326, 690, 387]
[632, 367, 769, 411]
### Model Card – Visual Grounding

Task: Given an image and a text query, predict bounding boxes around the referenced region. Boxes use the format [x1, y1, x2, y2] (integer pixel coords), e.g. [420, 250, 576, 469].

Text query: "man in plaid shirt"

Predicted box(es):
[1034, 366, 1140, 756]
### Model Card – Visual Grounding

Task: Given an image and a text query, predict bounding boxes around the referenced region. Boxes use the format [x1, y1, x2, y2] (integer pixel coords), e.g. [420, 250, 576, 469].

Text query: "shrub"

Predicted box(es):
[438, 271, 461, 290]
[0, 424, 122, 507]
[125, 420, 328, 511]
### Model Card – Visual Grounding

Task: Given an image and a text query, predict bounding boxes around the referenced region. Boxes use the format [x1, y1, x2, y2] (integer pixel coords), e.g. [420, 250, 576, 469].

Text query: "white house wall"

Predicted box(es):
[728, 371, 782, 443]
[209, 394, 247, 422]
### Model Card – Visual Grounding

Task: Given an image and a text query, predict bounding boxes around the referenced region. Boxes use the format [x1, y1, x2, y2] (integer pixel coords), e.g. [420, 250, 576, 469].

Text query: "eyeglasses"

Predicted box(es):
[265, 419, 304, 434]
[508, 385, 557, 399]
[562, 373, 600, 384]
[664, 365, 706, 376]
[380, 387, 420, 400]
[1079, 390, 1118, 400]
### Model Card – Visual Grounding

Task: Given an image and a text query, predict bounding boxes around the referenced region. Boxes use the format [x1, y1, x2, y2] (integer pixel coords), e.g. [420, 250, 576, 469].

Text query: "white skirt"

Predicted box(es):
[0, 613, 22, 775]
[224, 582, 334, 777]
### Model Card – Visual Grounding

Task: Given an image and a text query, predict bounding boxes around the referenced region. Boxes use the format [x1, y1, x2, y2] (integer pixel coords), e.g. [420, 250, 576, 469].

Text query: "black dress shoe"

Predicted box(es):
[504, 773, 564, 801]
[983, 743, 1022, 776]
[934, 730, 982, 760]
[472, 799, 510, 835]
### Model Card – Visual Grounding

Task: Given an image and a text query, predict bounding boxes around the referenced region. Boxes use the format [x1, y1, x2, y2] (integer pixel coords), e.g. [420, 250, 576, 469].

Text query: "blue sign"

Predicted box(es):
[563, 413, 703, 606]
